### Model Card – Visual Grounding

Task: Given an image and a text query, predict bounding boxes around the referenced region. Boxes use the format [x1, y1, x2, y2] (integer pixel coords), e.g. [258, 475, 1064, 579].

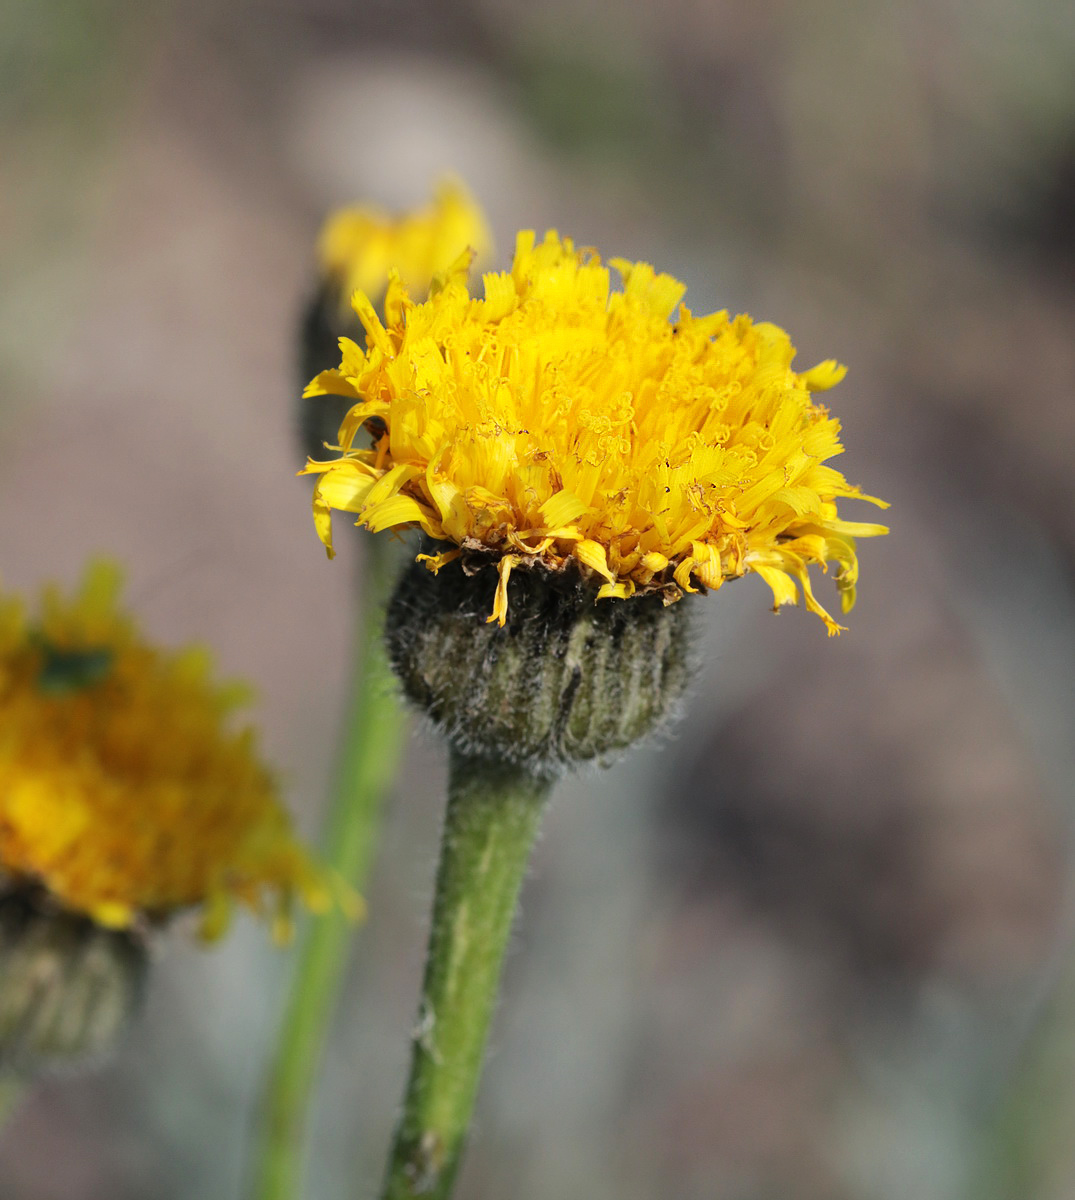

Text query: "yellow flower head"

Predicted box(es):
[0, 563, 334, 940]
[303, 231, 889, 633]
[317, 179, 492, 312]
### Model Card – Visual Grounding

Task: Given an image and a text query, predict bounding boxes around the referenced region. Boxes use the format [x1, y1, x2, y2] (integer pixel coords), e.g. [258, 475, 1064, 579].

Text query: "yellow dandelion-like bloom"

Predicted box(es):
[303, 231, 889, 634]
[0, 562, 335, 940]
[317, 179, 492, 312]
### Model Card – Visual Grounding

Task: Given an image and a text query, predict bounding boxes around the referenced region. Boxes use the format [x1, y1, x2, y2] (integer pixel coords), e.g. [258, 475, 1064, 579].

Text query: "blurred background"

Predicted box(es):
[3, 0, 1075, 1196]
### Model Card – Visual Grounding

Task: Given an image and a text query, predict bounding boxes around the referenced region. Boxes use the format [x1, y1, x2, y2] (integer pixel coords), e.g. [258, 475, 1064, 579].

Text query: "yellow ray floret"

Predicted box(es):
[317, 178, 492, 312]
[0, 563, 339, 940]
[303, 230, 889, 633]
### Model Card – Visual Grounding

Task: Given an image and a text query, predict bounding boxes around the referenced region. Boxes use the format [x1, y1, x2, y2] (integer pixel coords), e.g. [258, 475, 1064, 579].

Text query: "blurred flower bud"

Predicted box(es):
[298, 180, 492, 464]
[0, 891, 148, 1072]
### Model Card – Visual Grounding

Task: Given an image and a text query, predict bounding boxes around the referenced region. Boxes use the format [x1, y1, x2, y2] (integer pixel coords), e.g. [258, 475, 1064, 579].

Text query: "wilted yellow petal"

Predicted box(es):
[488, 555, 520, 627]
[575, 539, 614, 581]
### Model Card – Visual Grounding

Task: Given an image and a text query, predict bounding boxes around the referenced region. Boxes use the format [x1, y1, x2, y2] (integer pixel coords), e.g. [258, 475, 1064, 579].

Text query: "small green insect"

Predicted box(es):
[32, 636, 114, 695]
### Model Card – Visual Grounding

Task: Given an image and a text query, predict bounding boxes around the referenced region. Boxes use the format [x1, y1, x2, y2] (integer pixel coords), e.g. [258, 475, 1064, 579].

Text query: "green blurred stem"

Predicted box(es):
[380, 749, 552, 1200]
[0, 1075, 23, 1128]
[253, 540, 406, 1200]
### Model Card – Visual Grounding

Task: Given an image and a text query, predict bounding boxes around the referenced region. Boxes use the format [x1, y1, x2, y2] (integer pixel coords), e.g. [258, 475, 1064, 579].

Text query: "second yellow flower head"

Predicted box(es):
[317, 179, 492, 312]
[0, 563, 332, 939]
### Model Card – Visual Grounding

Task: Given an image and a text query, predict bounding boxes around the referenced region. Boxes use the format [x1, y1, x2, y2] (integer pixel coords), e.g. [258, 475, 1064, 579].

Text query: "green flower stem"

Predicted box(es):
[253, 540, 406, 1200]
[0, 1075, 23, 1128]
[380, 749, 553, 1200]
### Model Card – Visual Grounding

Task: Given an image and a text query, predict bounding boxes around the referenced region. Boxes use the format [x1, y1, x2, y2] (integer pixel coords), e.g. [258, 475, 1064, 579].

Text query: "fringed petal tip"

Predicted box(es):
[801, 359, 848, 391]
[750, 553, 849, 636]
[195, 867, 357, 947]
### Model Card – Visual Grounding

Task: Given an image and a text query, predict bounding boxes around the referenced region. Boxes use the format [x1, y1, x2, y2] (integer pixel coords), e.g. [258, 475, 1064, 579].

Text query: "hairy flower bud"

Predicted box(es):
[385, 554, 693, 777]
[0, 892, 148, 1071]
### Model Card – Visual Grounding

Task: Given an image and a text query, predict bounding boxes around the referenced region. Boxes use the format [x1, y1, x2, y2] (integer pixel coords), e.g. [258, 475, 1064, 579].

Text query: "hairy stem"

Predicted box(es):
[380, 749, 552, 1200]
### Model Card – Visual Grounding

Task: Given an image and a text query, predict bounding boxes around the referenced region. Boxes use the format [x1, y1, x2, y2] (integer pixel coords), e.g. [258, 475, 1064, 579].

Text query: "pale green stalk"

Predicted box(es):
[379, 749, 552, 1200]
[253, 539, 405, 1200]
[0, 1075, 23, 1127]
